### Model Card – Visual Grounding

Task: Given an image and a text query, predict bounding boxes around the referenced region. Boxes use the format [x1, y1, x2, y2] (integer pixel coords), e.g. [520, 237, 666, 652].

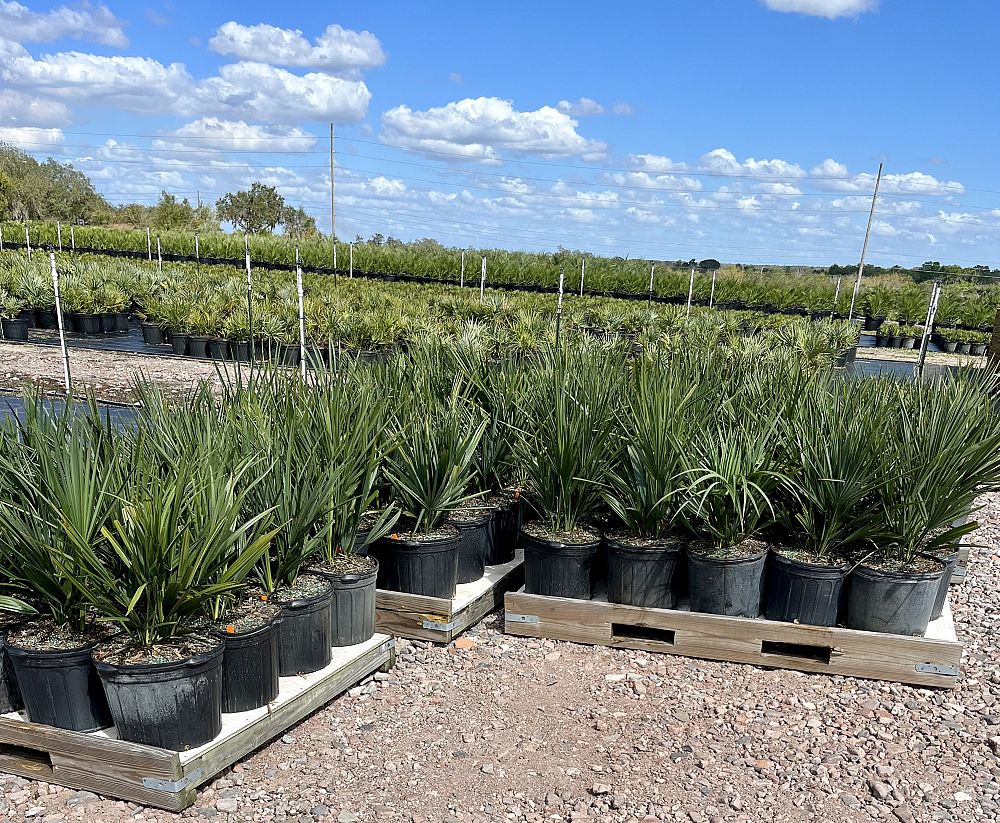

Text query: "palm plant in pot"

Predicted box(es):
[0, 290, 29, 341]
[680, 384, 789, 618]
[300, 365, 399, 647]
[768, 379, 892, 626]
[515, 343, 625, 600]
[601, 360, 700, 609]
[60, 456, 276, 749]
[380, 379, 486, 600]
[0, 403, 122, 731]
[847, 375, 1000, 635]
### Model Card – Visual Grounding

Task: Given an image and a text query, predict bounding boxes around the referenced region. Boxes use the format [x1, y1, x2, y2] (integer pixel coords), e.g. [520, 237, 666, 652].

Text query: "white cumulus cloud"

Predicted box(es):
[0, 1, 127, 47]
[0, 89, 69, 126]
[628, 153, 687, 172]
[699, 148, 805, 178]
[380, 97, 607, 162]
[556, 97, 604, 116]
[0, 126, 64, 147]
[760, 0, 877, 19]
[208, 21, 385, 73]
[152, 118, 318, 153]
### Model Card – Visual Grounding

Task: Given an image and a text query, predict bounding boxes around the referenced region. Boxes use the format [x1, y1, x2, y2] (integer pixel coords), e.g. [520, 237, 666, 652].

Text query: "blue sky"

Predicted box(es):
[1, 0, 998, 267]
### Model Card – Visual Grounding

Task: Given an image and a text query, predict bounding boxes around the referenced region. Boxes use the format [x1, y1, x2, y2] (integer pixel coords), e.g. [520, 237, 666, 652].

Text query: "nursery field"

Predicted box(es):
[3, 220, 999, 346]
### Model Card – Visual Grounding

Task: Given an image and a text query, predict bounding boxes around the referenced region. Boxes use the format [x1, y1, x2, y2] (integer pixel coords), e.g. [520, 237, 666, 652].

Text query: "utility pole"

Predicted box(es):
[847, 162, 883, 323]
[329, 122, 337, 245]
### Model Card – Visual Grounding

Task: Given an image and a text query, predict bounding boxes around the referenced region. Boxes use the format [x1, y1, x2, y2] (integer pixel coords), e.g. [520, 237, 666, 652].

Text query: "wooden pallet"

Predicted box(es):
[0, 634, 394, 811]
[376, 551, 524, 643]
[504, 588, 962, 688]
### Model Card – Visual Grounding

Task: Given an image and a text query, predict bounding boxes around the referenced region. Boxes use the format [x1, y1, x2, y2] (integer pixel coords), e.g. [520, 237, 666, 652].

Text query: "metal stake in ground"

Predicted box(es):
[460, 250, 465, 288]
[349, 242, 354, 278]
[333, 241, 338, 286]
[647, 263, 655, 308]
[847, 162, 883, 323]
[70, 225, 75, 254]
[245, 236, 254, 362]
[686, 266, 696, 317]
[709, 269, 718, 308]
[580, 257, 586, 297]
[296, 247, 307, 380]
[156, 236, 163, 273]
[146, 226, 152, 261]
[0, 224, 3, 252]
[57, 222, 62, 252]
[480, 256, 487, 301]
[916, 280, 942, 379]
[47, 247, 72, 396]
[24, 223, 31, 261]
[555, 265, 566, 347]
[195, 233, 200, 275]
[831, 276, 843, 320]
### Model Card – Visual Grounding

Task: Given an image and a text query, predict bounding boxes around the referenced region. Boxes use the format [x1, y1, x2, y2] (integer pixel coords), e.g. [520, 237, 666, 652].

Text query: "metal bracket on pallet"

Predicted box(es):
[421, 618, 457, 632]
[951, 567, 967, 579]
[142, 769, 203, 792]
[914, 663, 959, 676]
[505, 613, 539, 624]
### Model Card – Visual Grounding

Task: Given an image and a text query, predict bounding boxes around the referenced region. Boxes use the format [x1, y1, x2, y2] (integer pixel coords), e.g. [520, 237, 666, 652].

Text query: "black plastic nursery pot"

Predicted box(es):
[687, 541, 768, 618]
[141, 322, 165, 345]
[16, 308, 36, 327]
[188, 335, 210, 359]
[72, 313, 99, 335]
[95, 640, 224, 750]
[214, 617, 281, 713]
[451, 511, 492, 584]
[278, 343, 301, 367]
[970, 343, 987, 357]
[489, 494, 524, 565]
[5, 641, 112, 732]
[99, 313, 117, 334]
[311, 561, 379, 647]
[275, 576, 334, 676]
[0, 631, 23, 714]
[231, 339, 251, 362]
[845, 559, 946, 636]
[208, 338, 230, 360]
[170, 334, 190, 355]
[114, 312, 130, 333]
[862, 315, 886, 332]
[377, 529, 461, 599]
[0, 318, 29, 341]
[522, 527, 601, 600]
[764, 550, 850, 627]
[36, 309, 57, 330]
[921, 549, 960, 621]
[606, 534, 684, 609]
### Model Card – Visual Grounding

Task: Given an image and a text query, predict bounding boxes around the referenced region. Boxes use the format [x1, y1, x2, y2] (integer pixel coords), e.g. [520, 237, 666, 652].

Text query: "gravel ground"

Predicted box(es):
[0, 358, 998, 823]
[0, 342, 224, 403]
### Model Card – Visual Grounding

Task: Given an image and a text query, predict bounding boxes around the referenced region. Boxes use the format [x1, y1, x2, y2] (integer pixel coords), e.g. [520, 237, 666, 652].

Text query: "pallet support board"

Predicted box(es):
[376, 551, 524, 643]
[0, 634, 394, 811]
[504, 588, 962, 688]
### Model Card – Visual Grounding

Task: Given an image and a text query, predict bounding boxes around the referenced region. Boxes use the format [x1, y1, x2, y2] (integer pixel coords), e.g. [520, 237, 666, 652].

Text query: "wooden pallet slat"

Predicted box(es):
[0, 634, 394, 811]
[375, 551, 524, 643]
[505, 588, 962, 688]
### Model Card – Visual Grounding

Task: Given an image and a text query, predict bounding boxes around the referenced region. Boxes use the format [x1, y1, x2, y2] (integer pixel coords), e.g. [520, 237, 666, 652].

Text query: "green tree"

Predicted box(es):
[151, 192, 194, 231]
[280, 205, 317, 239]
[216, 182, 285, 234]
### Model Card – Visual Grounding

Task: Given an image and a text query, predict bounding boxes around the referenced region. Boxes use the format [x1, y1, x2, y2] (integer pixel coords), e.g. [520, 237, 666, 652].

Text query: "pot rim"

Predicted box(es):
[94, 638, 224, 675]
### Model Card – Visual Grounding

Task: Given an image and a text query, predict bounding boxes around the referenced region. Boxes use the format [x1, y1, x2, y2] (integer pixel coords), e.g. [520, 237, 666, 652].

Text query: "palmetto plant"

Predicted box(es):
[515, 343, 626, 535]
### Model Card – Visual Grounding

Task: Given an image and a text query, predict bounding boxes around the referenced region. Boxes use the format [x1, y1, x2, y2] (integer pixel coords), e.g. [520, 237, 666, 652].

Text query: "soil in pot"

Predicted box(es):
[308, 555, 378, 647]
[0, 318, 29, 341]
[171, 334, 190, 356]
[687, 539, 768, 618]
[94, 635, 224, 750]
[522, 523, 601, 600]
[188, 335, 210, 359]
[213, 596, 282, 713]
[449, 505, 493, 584]
[274, 575, 333, 675]
[376, 526, 460, 599]
[846, 555, 945, 636]
[4, 621, 113, 732]
[764, 548, 850, 627]
[605, 532, 685, 609]
[141, 322, 165, 345]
